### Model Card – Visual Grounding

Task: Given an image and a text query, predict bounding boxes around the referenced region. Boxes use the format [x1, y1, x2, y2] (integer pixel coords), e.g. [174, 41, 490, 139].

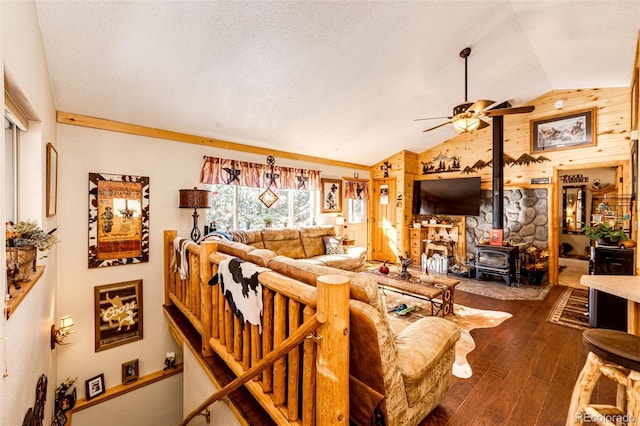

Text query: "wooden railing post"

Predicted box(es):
[200, 241, 217, 357]
[164, 230, 177, 307]
[316, 274, 350, 425]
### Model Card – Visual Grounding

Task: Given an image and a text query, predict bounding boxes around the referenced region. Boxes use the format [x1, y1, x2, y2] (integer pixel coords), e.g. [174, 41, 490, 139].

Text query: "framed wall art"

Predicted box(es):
[122, 359, 139, 385]
[85, 374, 105, 401]
[321, 178, 342, 213]
[46, 143, 58, 217]
[89, 172, 149, 268]
[530, 108, 596, 153]
[94, 280, 143, 352]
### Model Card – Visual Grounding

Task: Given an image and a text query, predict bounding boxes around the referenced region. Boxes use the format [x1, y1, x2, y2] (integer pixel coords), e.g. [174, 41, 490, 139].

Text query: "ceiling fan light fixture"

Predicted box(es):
[452, 115, 480, 133]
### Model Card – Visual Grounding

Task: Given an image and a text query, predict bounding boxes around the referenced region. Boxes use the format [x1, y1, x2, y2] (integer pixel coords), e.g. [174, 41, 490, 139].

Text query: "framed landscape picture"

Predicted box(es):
[88, 172, 150, 268]
[530, 108, 595, 153]
[321, 178, 342, 213]
[94, 280, 143, 352]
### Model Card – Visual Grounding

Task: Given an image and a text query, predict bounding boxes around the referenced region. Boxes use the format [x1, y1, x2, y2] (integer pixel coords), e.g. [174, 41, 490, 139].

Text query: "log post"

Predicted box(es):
[316, 274, 350, 425]
[200, 240, 217, 357]
[164, 230, 177, 307]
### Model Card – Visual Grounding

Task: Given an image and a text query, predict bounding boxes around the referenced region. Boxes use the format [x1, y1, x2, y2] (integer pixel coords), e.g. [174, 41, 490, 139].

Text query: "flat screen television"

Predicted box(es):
[412, 177, 481, 216]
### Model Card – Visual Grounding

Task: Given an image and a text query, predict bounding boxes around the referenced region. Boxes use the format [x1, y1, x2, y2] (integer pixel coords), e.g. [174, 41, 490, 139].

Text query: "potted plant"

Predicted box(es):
[584, 221, 627, 246]
[6, 220, 58, 283]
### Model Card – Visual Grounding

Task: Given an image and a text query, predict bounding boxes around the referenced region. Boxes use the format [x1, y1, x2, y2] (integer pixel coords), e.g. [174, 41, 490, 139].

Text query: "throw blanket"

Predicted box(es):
[209, 257, 270, 332]
[171, 237, 197, 280]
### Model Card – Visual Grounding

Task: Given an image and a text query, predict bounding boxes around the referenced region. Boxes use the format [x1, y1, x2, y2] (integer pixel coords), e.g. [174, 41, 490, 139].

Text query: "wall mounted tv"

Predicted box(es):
[412, 177, 481, 216]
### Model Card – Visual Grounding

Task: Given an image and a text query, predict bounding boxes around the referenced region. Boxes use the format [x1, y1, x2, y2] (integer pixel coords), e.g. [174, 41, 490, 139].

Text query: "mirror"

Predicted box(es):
[563, 185, 586, 234]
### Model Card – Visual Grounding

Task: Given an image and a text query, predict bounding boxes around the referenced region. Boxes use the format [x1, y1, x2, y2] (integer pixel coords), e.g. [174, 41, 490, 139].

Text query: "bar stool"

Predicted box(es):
[566, 328, 640, 426]
[425, 240, 449, 258]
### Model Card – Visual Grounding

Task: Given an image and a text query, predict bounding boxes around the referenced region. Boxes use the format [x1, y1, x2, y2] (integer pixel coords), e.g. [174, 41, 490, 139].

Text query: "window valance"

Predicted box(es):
[344, 180, 369, 200]
[199, 156, 321, 191]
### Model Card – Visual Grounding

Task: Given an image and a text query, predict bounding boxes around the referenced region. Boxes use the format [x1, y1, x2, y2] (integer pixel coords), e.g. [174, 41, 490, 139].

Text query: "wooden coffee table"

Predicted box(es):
[371, 272, 460, 317]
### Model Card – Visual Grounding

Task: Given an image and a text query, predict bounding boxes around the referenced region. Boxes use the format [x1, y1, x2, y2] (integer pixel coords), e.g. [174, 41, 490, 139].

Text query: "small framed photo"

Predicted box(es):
[321, 178, 342, 213]
[85, 374, 105, 400]
[122, 359, 139, 385]
[530, 108, 596, 153]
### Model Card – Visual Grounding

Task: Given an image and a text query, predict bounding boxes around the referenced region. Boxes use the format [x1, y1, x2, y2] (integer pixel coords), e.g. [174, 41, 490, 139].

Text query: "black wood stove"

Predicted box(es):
[474, 245, 519, 286]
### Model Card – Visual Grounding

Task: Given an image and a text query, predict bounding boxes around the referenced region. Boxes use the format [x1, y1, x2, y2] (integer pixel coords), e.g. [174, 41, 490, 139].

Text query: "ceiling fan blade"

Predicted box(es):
[467, 99, 496, 114]
[476, 119, 490, 130]
[422, 121, 451, 132]
[414, 116, 452, 122]
[483, 105, 535, 117]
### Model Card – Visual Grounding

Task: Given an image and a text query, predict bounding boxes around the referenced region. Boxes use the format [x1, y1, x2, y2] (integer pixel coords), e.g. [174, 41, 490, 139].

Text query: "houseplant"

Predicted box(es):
[584, 221, 627, 246]
[6, 220, 58, 283]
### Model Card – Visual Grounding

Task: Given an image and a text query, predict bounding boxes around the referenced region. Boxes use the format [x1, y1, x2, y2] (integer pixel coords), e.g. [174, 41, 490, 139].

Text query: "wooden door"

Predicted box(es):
[372, 178, 397, 262]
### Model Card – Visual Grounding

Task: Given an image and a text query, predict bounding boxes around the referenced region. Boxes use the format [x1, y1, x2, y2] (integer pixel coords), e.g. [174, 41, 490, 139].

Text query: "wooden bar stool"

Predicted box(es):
[566, 329, 640, 426]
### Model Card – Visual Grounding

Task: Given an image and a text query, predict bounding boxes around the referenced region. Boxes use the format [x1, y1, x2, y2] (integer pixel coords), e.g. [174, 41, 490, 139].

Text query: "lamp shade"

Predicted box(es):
[179, 187, 212, 209]
[60, 315, 74, 329]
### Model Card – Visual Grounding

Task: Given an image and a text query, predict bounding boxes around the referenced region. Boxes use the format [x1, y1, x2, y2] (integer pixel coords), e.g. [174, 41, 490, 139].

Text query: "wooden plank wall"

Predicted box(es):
[371, 87, 633, 273]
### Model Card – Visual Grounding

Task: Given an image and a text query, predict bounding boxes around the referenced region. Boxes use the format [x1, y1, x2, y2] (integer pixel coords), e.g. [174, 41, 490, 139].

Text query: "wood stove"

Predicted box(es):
[475, 245, 519, 286]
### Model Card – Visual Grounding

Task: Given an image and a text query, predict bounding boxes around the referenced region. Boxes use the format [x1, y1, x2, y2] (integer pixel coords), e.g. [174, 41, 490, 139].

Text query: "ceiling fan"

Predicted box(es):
[415, 47, 534, 133]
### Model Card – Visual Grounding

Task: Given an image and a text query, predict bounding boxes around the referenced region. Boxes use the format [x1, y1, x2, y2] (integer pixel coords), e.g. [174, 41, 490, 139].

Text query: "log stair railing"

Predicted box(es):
[164, 230, 351, 425]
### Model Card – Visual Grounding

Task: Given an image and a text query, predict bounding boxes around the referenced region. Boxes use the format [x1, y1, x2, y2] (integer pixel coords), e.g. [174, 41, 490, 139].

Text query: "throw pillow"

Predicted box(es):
[322, 236, 344, 255]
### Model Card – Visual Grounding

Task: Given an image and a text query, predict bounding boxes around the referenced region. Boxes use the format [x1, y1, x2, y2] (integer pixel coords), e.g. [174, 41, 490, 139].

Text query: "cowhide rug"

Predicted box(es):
[382, 289, 512, 379]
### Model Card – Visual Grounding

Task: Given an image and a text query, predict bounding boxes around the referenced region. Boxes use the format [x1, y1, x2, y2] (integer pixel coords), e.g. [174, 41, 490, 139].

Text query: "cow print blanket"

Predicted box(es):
[209, 257, 270, 332]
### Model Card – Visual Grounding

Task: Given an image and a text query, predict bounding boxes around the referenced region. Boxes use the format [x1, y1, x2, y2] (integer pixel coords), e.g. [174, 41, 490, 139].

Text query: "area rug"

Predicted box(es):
[455, 276, 552, 301]
[364, 261, 551, 301]
[381, 289, 512, 379]
[547, 286, 590, 330]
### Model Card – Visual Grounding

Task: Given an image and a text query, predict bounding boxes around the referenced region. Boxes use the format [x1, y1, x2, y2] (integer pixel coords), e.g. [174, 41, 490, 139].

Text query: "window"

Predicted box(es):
[347, 199, 365, 224]
[204, 184, 318, 231]
[4, 115, 19, 222]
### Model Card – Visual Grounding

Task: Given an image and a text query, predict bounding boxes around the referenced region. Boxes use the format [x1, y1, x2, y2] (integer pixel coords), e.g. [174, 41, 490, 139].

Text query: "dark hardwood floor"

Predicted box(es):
[421, 284, 616, 426]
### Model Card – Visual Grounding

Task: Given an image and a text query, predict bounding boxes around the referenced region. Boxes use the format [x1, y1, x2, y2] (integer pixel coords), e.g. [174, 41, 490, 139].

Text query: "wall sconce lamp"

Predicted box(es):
[51, 315, 74, 349]
[179, 187, 212, 242]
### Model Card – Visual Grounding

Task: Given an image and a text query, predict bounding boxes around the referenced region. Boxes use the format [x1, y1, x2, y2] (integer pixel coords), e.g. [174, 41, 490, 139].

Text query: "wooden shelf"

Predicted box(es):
[5, 266, 45, 319]
[70, 363, 183, 414]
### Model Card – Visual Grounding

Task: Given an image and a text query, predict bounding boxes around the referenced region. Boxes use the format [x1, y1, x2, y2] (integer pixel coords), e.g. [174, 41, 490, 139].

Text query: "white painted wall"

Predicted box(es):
[71, 373, 183, 426]
[1, 1, 58, 425]
[183, 345, 240, 426]
[56, 123, 368, 421]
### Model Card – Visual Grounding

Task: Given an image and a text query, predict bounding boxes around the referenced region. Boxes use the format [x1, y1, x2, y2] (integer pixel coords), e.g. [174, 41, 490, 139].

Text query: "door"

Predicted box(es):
[372, 178, 397, 262]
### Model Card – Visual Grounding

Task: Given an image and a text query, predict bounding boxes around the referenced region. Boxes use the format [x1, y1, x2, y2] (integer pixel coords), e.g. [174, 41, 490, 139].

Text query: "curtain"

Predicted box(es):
[344, 180, 369, 200]
[200, 156, 321, 190]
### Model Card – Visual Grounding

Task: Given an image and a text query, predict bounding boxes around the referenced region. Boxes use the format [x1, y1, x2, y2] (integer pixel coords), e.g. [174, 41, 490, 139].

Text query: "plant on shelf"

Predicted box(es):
[6, 220, 58, 253]
[584, 221, 627, 245]
[6, 220, 59, 284]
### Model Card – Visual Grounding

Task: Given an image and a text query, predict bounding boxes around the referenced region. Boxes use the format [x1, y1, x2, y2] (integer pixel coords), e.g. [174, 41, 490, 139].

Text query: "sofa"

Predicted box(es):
[203, 225, 367, 271]
[212, 236, 461, 425]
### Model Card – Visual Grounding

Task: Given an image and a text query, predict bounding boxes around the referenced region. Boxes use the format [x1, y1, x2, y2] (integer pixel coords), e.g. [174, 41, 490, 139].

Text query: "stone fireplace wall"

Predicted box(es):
[466, 188, 549, 259]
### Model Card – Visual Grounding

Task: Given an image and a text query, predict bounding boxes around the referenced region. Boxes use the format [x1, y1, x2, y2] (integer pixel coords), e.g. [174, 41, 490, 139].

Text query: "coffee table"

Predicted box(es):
[369, 271, 460, 317]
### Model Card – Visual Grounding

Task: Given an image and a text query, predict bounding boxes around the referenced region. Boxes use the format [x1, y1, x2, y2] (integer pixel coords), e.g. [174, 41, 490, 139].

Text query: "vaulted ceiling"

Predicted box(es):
[35, 1, 639, 166]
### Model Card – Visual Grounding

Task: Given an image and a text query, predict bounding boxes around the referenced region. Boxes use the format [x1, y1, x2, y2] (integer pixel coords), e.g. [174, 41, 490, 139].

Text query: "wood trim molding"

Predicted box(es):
[5, 266, 45, 319]
[57, 111, 370, 170]
[70, 363, 183, 414]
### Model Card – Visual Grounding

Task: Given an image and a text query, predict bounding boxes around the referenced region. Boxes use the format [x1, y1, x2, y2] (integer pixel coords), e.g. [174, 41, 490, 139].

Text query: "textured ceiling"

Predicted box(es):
[35, 1, 640, 166]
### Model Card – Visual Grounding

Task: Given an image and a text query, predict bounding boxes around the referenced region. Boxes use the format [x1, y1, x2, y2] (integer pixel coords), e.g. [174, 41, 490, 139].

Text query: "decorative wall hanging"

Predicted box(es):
[259, 156, 280, 208]
[94, 280, 143, 352]
[461, 159, 491, 174]
[530, 108, 596, 153]
[321, 178, 342, 212]
[46, 143, 58, 217]
[88, 172, 149, 268]
[560, 174, 589, 184]
[380, 161, 391, 177]
[421, 154, 461, 174]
